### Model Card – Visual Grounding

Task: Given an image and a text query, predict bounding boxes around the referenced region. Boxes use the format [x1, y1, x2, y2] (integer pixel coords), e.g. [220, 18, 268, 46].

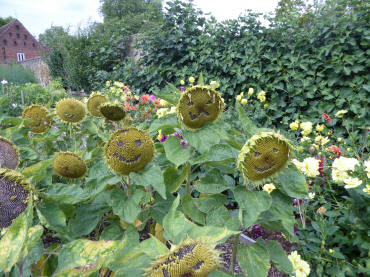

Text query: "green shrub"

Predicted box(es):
[111, 0, 369, 139]
[0, 63, 37, 85]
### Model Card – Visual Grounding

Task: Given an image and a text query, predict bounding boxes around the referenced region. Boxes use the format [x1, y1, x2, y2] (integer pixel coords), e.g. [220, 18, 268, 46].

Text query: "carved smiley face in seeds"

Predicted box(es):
[177, 85, 224, 130]
[104, 127, 154, 175]
[22, 104, 52, 133]
[55, 98, 86, 123]
[238, 132, 292, 183]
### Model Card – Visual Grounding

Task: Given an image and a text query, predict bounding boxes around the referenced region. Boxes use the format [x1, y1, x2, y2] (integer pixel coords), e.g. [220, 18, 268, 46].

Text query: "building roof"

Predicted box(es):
[0, 19, 22, 37]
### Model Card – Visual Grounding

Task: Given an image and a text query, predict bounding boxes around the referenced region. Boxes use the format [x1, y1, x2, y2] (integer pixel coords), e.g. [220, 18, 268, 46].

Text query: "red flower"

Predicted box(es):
[141, 94, 150, 104]
[328, 145, 341, 158]
[323, 113, 332, 123]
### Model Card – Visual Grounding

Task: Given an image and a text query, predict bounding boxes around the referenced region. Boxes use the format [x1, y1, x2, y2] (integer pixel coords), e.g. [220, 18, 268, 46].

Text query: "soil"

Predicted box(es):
[216, 225, 295, 276]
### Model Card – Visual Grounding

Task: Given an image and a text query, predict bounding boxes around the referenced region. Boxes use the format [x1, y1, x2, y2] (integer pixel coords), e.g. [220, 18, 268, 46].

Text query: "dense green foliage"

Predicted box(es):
[39, 0, 163, 92]
[0, 63, 37, 84]
[0, 79, 66, 117]
[114, 0, 369, 136]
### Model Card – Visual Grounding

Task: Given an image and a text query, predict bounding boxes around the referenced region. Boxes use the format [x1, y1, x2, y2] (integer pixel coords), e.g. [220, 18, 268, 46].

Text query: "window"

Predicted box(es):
[24, 34, 27, 40]
[17, 53, 25, 61]
[16, 33, 20, 38]
[32, 43, 36, 48]
[3, 40, 6, 46]
[9, 32, 12, 37]
[24, 41, 27, 47]
[13, 41, 17, 46]
[16, 25, 19, 30]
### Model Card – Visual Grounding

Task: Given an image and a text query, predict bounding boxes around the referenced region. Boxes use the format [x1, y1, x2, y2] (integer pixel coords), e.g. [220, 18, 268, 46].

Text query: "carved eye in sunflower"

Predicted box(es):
[104, 127, 154, 175]
[177, 85, 224, 130]
[22, 104, 52, 133]
[238, 132, 293, 184]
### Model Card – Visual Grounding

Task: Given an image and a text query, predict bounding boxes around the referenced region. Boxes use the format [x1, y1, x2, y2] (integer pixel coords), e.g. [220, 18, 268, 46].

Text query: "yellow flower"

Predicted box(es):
[337, 137, 342, 142]
[189, 76, 195, 83]
[344, 177, 362, 189]
[168, 106, 177, 114]
[257, 91, 266, 102]
[263, 183, 276, 194]
[241, 99, 248, 105]
[316, 124, 325, 132]
[264, 103, 269, 108]
[290, 120, 300, 131]
[157, 130, 163, 141]
[301, 157, 320, 178]
[363, 184, 370, 194]
[288, 251, 310, 277]
[332, 157, 359, 171]
[160, 99, 169, 107]
[134, 95, 139, 100]
[248, 87, 254, 95]
[308, 192, 315, 199]
[321, 137, 330, 145]
[300, 136, 310, 142]
[364, 160, 370, 178]
[300, 121, 313, 136]
[156, 108, 168, 118]
[180, 80, 185, 85]
[236, 95, 242, 102]
[329, 249, 334, 254]
[105, 80, 111, 87]
[335, 110, 348, 118]
[315, 135, 323, 143]
[331, 169, 348, 183]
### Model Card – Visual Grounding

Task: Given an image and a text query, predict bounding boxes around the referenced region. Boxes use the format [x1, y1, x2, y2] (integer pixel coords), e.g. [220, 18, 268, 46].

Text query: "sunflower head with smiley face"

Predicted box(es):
[238, 131, 294, 185]
[177, 85, 224, 130]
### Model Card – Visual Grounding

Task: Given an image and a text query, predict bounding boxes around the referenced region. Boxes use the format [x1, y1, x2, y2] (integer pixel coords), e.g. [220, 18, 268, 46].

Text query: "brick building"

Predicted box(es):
[0, 19, 42, 63]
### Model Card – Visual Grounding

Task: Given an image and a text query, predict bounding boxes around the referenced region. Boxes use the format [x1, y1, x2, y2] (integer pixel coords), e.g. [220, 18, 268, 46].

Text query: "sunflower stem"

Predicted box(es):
[186, 162, 191, 195]
[231, 234, 239, 275]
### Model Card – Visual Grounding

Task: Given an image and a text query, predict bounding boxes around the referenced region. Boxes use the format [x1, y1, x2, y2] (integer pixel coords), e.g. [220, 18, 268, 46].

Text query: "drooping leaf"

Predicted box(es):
[275, 167, 308, 199]
[163, 136, 191, 167]
[0, 198, 33, 272]
[237, 243, 270, 277]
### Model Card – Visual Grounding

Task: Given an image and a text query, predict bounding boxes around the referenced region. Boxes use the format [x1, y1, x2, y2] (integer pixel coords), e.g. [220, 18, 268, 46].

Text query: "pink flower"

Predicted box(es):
[149, 94, 156, 102]
[323, 113, 332, 123]
[180, 139, 188, 149]
[160, 135, 168, 143]
[180, 86, 185, 92]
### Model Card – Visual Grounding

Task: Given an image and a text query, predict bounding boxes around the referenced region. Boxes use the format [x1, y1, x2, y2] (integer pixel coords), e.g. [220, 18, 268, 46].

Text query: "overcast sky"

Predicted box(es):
[0, 0, 278, 38]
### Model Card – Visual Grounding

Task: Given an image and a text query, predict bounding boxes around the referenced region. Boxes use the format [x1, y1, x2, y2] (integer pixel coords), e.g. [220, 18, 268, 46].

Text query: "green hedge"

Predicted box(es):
[112, 0, 369, 136]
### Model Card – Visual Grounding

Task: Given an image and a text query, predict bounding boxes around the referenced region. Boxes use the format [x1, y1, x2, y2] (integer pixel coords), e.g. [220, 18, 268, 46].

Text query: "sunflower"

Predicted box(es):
[146, 238, 220, 277]
[87, 92, 109, 117]
[104, 127, 154, 175]
[99, 102, 126, 121]
[55, 98, 86, 123]
[0, 168, 33, 228]
[0, 136, 20, 170]
[177, 85, 224, 130]
[53, 152, 87, 178]
[237, 132, 293, 184]
[22, 104, 52, 133]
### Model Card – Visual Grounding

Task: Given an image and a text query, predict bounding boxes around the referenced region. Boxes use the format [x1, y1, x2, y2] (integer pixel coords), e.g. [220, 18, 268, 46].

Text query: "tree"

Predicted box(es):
[0, 16, 15, 27]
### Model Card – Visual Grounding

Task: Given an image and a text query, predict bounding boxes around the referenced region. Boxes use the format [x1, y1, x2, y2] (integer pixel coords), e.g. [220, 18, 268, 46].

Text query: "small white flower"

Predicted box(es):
[364, 160, 370, 178]
[331, 169, 348, 183]
[335, 110, 348, 118]
[308, 192, 315, 199]
[263, 183, 276, 194]
[1, 79, 8, 85]
[12, 103, 18, 108]
[344, 177, 362, 189]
